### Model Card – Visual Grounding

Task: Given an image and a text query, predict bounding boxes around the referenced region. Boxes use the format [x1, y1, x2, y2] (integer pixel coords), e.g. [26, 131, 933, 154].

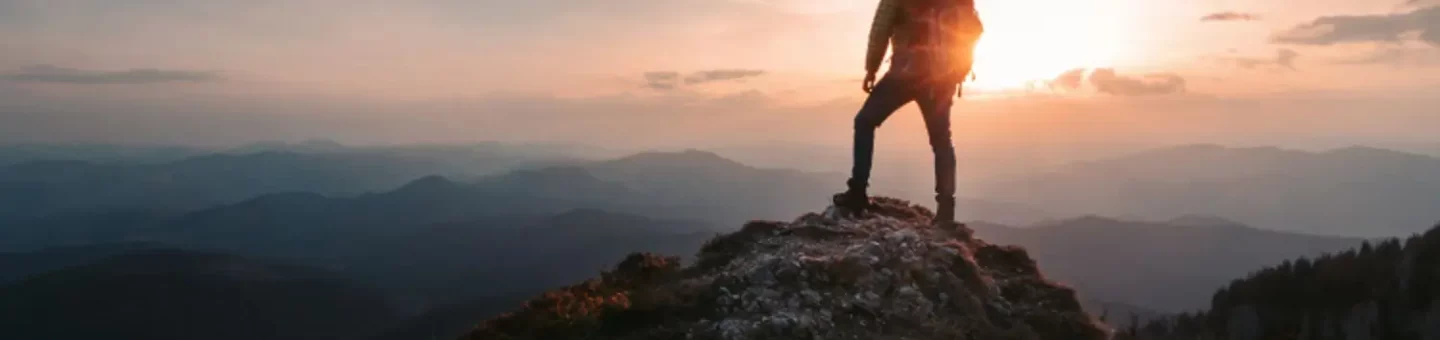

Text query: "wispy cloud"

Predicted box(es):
[3, 65, 222, 84]
[644, 71, 682, 90]
[1089, 68, 1186, 96]
[683, 69, 765, 85]
[1407, 0, 1439, 7]
[1216, 49, 1300, 70]
[643, 69, 767, 90]
[1334, 46, 1440, 66]
[1201, 12, 1260, 22]
[1273, 6, 1439, 46]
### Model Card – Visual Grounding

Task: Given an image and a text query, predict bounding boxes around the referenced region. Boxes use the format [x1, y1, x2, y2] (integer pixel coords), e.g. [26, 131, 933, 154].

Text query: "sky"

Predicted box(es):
[1, 0, 1438, 150]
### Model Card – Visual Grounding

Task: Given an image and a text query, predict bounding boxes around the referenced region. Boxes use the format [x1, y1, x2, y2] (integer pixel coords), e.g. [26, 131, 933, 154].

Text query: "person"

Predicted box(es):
[833, 0, 984, 224]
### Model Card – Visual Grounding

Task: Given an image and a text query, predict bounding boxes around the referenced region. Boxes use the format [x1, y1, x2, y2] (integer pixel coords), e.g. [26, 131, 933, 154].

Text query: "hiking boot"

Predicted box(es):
[934, 196, 956, 224]
[832, 189, 873, 216]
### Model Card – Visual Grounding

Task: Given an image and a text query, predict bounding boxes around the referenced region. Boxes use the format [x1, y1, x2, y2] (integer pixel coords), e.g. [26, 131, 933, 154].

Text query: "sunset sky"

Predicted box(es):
[1, 0, 1437, 149]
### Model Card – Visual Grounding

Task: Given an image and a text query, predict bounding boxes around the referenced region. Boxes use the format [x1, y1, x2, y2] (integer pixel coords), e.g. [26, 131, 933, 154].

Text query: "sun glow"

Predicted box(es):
[964, 0, 1135, 90]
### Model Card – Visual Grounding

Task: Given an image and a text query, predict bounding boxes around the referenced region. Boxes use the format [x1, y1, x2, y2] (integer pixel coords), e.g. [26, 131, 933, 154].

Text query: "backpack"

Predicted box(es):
[899, 0, 984, 84]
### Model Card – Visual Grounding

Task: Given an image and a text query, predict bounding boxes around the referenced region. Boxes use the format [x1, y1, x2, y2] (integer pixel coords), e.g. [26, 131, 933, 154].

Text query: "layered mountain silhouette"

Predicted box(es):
[463, 198, 1109, 340]
[0, 143, 206, 167]
[0, 249, 402, 340]
[977, 144, 1440, 237]
[332, 209, 714, 301]
[0, 242, 166, 284]
[0, 209, 714, 340]
[3, 151, 1381, 321]
[0, 144, 584, 223]
[0, 149, 824, 250]
[5, 144, 1431, 339]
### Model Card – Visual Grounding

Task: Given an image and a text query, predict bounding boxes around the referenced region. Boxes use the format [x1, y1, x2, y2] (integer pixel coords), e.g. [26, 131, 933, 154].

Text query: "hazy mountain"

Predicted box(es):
[136, 150, 826, 253]
[0, 208, 714, 339]
[586, 149, 1054, 226]
[1, 152, 778, 253]
[0, 143, 207, 166]
[0, 249, 402, 340]
[360, 210, 716, 340]
[0, 143, 587, 222]
[225, 139, 350, 154]
[329, 209, 715, 301]
[976, 144, 1440, 237]
[0, 145, 1047, 231]
[0, 210, 173, 251]
[0, 242, 166, 284]
[968, 216, 1364, 312]
[143, 172, 697, 252]
[585, 149, 835, 224]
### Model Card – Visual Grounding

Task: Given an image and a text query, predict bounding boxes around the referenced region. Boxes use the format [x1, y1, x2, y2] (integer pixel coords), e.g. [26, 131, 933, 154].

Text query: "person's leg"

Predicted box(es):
[916, 81, 958, 221]
[847, 74, 916, 196]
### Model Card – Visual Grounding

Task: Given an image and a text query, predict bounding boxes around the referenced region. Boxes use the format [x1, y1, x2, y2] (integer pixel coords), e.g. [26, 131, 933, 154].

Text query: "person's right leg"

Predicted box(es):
[846, 74, 915, 198]
[916, 81, 958, 222]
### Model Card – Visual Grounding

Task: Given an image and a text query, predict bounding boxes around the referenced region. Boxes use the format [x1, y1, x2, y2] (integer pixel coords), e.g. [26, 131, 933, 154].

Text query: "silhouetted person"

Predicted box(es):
[834, 0, 984, 224]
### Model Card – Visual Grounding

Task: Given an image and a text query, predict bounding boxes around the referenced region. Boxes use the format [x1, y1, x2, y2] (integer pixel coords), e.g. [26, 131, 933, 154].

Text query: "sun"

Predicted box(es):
[963, 0, 1133, 90]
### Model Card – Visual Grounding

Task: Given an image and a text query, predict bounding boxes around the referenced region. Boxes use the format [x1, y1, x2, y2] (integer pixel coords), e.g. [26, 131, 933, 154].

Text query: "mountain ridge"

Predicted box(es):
[977, 144, 1440, 237]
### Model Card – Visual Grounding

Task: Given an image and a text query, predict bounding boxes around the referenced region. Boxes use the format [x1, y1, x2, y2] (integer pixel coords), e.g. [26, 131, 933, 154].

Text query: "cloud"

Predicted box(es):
[2, 65, 221, 84]
[644, 71, 682, 90]
[1335, 46, 1440, 66]
[683, 69, 766, 84]
[643, 69, 766, 90]
[1049, 68, 1087, 91]
[1273, 6, 1440, 46]
[1201, 12, 1260, 22]
[1408, 0, 1440, 7]
[1089, 68, 1186, 96]
[1221, 49, 1301, 70]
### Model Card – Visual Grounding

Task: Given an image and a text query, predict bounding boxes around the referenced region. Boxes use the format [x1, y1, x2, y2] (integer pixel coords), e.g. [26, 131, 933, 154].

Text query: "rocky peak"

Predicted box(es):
[463, 197, 1109, 340]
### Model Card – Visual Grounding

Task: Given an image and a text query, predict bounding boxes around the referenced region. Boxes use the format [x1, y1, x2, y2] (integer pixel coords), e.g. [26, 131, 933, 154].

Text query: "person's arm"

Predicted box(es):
[865, 0, 900, 76]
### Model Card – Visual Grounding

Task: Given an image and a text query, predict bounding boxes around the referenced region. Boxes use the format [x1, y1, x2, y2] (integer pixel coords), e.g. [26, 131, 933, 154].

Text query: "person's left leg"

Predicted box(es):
[916, 81, 959, 222]
[837, 74, 917, 213]
[848, 74, 915, 197]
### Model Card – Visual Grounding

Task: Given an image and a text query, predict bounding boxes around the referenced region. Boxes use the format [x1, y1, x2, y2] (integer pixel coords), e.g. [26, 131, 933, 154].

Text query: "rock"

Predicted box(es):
[463, 197, 1109, 340]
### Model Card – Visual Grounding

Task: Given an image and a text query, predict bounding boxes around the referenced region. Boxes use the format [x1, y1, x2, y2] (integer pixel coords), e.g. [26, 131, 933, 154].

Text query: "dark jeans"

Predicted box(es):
[847, 72, 957, 202]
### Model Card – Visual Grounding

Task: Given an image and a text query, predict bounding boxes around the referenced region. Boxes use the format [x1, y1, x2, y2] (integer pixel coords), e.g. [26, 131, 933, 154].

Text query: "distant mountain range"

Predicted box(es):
[0, 143, 208, 166]
[0, 210, 1375, 340]
[0, 208, 714, 339]
[0, 242, 166, 284]
[0, 143, 588, 223]
[4, 205, 716, 301]
[0, 140, 608, 167]
[975, 144, 1440, 237]
[3, 142, 1436, 339]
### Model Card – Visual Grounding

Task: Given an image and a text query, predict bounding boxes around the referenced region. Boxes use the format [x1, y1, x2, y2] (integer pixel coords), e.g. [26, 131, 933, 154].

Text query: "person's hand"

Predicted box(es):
[862, 72, 877, 93]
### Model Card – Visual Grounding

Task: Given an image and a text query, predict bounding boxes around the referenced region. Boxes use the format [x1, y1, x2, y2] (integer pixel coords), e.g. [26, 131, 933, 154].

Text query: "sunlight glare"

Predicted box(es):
[966, 0, 1133, 90]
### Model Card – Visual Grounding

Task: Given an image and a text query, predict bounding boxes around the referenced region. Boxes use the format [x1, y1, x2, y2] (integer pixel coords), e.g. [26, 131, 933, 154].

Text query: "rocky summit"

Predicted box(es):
[463, 197, 1110, 340]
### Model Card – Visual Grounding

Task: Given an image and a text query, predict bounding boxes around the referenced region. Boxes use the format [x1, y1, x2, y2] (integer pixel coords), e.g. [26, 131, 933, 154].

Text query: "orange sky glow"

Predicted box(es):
[0, 0, 1436, 147]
